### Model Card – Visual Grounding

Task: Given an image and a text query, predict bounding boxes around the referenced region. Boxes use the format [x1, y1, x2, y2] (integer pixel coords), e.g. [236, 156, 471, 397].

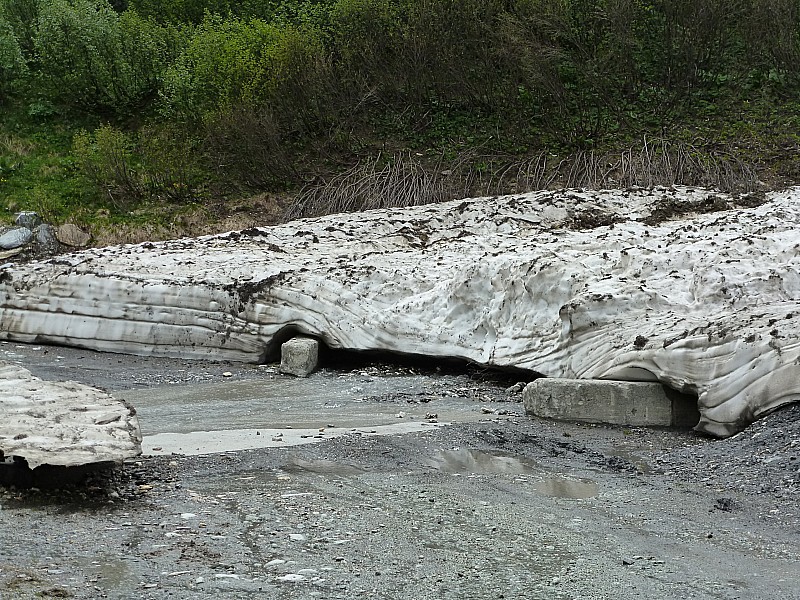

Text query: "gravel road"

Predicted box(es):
[0, 342, 798, 599]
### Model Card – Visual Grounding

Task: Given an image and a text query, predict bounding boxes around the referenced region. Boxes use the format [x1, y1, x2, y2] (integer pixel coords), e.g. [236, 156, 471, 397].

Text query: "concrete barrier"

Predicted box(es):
[280, 336, 320, 377]
[523, 378, 699, 428]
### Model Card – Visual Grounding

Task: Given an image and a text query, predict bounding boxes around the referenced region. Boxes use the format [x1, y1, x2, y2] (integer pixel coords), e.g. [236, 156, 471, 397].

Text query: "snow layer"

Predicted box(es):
[0, 362, 141, 468]
[0, 187, 798, 436]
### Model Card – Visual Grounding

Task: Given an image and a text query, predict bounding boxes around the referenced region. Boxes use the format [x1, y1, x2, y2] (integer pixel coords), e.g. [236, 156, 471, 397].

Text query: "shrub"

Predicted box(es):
[0, 12, 27, 102]
[0, 0, 38, 58]
[33, 0, 181, 115]
[128, 0, 277, 23]
[74, 123, 204, 207]
[73, 125, 143, 208]
[203, 105, 300, 189]
[162, 15, 329, 121]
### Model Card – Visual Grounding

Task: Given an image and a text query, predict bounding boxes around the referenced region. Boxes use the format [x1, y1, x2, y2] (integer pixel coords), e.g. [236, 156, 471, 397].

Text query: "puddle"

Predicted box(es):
[74, 556, 131, 591]
[534, 476, 598, 499]
[425, 449, 537, 475]
[280, 457, 365, 477]
[142, 422, 446, 456]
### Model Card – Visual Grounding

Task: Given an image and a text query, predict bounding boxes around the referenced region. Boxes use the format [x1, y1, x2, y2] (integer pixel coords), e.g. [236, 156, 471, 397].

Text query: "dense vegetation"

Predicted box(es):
[1, 0, 799, 232]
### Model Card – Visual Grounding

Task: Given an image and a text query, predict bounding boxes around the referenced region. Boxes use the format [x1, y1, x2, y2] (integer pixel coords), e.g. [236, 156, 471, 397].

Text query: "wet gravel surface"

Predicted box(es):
[1, 343, 798, 599]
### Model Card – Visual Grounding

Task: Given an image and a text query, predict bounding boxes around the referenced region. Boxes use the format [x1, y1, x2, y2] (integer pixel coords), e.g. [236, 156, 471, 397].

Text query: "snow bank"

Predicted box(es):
[1, 187, 798, 436]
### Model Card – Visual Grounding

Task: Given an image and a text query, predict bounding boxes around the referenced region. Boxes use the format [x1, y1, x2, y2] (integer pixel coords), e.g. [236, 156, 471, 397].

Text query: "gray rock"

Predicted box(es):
[55, 223, 91, 247]
[33, 224, 61, 255]
[280, 337, 320, 378]
[15, 211, 43, 230]
[0, 226, 33, 250]
[523, 378, 700, 428]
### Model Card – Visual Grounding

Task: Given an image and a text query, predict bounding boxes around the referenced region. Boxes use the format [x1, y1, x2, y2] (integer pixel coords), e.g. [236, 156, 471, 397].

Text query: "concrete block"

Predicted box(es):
[523, 378, 699, 428]
[280, 336, 320, 377]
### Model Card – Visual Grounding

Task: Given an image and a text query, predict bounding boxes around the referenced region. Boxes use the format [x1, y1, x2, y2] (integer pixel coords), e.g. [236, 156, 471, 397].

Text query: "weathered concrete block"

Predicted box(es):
[523, 378, 699, 428]
[280, 336, 319, 377]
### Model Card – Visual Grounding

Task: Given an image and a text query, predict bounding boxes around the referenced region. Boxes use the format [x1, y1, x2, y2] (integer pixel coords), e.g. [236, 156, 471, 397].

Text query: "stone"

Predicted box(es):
[0, 226, 32, 250]
[15, 211, 43, 230]
[0, 361, 142, 469]
[0, 187, 799, 436]
[523, 378, 700, 428]
[280, 336, 319, 377]
[33, 224, 61, 255]
[55, 223, 91, 247]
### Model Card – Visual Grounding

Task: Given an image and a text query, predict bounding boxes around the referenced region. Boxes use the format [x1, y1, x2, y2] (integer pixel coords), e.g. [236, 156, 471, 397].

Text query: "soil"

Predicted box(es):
[0, 342, 798, 600]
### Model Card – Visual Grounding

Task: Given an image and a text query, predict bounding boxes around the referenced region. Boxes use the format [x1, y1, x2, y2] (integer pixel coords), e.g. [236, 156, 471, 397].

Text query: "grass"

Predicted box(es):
[0, 108, 100, 226]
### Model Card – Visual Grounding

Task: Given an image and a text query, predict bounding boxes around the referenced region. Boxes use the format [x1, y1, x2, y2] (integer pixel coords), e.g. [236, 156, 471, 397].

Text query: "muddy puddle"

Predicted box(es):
[535, 476, 598, 499]
[425, 449, 537, 475]
[124, 368, 520, 456]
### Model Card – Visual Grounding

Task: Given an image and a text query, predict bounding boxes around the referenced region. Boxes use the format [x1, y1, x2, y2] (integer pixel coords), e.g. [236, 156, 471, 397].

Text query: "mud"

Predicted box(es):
[0, 342, 798, 599]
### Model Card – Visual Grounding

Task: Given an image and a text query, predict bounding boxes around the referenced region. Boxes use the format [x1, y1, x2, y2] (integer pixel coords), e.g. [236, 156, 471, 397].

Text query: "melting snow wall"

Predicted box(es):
[0, 187, 799, 437]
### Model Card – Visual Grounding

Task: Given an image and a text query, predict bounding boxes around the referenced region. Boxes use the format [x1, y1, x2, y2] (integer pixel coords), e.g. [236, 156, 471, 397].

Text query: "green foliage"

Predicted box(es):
[73, 125, 143, 207]
[129, 0, 236, 23]
[0, 109, 98, 224]
[33, 0, 182, 115]
[162, 14, 329, 128]
[3, 0, 800, 228]
[127, 0, 332, 24]
[0, 12, 27, 102]
[0, 0, 38, 57]
[73, 123, 204, 206]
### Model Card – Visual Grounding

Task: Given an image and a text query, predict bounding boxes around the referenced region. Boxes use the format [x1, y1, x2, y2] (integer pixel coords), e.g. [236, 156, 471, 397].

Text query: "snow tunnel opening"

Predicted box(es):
[661, 385, 701, 429]
[263, 325, 305, 362]
[265, 329, 542, 384]
[320, 346, 541, 386]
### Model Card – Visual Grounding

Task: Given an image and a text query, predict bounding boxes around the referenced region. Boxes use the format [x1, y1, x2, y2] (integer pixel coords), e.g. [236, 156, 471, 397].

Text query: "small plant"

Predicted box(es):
[73, 125, 143, 209]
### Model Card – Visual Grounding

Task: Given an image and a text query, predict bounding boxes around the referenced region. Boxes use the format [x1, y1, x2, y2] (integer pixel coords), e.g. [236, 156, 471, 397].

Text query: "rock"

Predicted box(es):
[523, 379, 700, 427]
[55, 223, 91, 247]
[0, 187, 799, 436]
[0, 226, 32, 250]
[506, 382, 526, 396]
[0, 361, 142, 469]
[280, 336, 320, 377]
[33, 224, 61, 255]
[15, 211, 43, 230]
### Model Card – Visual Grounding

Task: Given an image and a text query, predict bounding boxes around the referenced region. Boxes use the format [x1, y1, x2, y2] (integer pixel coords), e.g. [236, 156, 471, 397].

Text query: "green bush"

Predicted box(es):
[73, 125, 143, 207]
[0, 0, 38, 58]
[0, 12, 27, 102]
[161, 12, 332, 140]
[74, 123, 203, 206]
[127, 0, 332, 24]
[33, 0, 181, 115]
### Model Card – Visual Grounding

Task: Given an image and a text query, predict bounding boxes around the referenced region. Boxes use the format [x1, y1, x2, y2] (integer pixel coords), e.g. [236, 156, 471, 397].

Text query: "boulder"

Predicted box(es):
[0, 361, 142, 469]
[0, 186, 798, 437]
[33, 223, 61, 255]
[15, 211, 43, 230]
[0, 226, 32, 250]
[280, 336, 320, 377]
[55, 223, 91, 247]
